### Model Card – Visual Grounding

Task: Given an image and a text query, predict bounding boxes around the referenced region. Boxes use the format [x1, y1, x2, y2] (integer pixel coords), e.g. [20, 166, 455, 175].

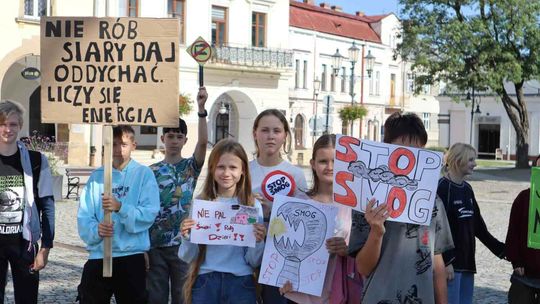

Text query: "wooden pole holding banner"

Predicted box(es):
[102, 125, 113, 277]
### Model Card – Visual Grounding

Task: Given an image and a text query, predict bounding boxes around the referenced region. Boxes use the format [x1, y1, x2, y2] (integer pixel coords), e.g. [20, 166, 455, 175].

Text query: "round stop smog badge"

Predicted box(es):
[261, 170, 296, 201]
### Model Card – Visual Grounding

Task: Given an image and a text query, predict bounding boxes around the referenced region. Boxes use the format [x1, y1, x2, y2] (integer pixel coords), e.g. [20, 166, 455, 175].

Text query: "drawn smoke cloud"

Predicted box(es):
[348, 160, 419, 191]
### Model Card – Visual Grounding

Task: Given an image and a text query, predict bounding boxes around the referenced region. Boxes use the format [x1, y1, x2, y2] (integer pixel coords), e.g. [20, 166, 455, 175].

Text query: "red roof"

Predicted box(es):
[290, 1, 382, 43]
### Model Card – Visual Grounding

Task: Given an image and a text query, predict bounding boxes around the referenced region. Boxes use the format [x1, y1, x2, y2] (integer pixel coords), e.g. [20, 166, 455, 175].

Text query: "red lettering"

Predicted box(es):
[389, 148, 416, 176]
[334, 171, 357, 207]
[386, 187, 407, 218]
[215, 223, 221, 231]
[336, 136, 360, 162]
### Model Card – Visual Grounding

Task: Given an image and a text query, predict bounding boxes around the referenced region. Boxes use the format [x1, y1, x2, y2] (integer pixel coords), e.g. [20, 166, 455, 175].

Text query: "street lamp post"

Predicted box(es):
[312, 76, 321, 145]
[467, 86, 482, 145]
[332, 41, 375, 136]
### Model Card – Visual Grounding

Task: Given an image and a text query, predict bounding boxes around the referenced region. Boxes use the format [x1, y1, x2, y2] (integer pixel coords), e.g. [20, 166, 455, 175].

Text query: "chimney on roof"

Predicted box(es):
[331, 5, 343, 12]
[319, 2, 331, 9]
[356, 11, 365, 17]
[302, 0, 315, 4]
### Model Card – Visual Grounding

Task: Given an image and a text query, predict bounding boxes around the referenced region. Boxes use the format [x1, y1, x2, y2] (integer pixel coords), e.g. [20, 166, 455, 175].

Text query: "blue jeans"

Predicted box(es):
[192, 272, 256, 304]
[447, 271, 474, 304]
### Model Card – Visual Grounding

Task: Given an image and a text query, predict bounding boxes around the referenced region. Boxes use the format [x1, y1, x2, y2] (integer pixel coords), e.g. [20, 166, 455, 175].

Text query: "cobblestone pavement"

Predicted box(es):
[1, 167, 530, 303]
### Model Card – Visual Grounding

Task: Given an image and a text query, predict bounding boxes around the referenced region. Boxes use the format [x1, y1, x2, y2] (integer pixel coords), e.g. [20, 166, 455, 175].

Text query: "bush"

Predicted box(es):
[339, 105, 368, 122]
[20, 131, 67, 176]
[179, 93, 193, 117]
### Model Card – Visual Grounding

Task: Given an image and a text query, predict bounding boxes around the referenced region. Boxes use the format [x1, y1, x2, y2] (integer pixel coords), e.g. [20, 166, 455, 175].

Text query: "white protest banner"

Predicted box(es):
[190, 200, 259, 248]
[259, 195, 337, 297]
[40, 17, 179, 126]
[333, 135, 443, 225]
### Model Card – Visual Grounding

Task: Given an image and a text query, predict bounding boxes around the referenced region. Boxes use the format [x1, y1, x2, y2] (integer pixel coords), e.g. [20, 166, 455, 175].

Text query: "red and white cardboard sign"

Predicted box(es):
[261, 170, 296, 201]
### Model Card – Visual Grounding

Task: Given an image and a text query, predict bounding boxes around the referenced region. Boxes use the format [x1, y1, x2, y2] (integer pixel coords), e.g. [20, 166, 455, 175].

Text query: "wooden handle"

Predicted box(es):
[102, 125, 113, 277]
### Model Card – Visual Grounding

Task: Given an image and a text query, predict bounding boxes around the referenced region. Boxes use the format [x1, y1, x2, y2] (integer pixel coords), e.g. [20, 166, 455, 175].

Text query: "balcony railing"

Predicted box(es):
[211, 43, 293, 69]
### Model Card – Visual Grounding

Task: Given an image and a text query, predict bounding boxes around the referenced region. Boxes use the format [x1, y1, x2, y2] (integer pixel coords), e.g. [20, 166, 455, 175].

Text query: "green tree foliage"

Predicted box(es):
[339, 105, 368, 123]
[178, 92, 193, 117]
[399, 0, 540, 168]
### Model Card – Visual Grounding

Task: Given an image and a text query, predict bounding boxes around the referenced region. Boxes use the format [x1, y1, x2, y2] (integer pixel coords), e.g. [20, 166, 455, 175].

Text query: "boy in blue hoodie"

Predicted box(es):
[77, 125, 160, 304]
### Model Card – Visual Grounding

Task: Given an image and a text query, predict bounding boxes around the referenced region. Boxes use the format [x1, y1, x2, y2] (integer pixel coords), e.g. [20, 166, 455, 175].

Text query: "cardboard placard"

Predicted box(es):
[259, 195, 337, 297]
[333, 135, 443, 225]
[190, 199, 259, 248]
[528, 168, 540, 249]
[40, 17, 179, 126]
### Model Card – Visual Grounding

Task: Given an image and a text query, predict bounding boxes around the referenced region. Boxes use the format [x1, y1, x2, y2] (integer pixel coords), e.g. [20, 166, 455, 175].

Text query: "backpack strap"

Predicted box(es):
[28, 150, 42, 202]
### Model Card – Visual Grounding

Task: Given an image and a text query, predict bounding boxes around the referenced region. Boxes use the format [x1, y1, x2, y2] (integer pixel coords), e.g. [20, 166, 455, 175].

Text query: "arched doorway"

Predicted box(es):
[294, 114, 304, 149]
[28, 86, 55, 138]
[209, 90, 258, 152]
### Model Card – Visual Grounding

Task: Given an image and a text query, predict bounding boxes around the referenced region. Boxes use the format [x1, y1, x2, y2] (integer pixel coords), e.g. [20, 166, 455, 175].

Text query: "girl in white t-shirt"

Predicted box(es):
[250, 109, 307, 304]
[249, 109, 308, 219]
[278, 134, 353, 304]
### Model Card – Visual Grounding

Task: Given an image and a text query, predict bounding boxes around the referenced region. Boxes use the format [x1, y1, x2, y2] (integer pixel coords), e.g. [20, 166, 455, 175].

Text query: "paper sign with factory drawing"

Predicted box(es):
[258, 195, 337, 297]
[333, 135, 443, 225]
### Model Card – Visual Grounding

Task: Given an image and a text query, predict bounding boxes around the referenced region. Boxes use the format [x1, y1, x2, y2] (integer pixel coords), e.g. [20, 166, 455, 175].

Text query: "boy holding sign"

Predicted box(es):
[77, 125, 160, 303]
[348, 112, 454, 304]
[146, 87, 208, 304]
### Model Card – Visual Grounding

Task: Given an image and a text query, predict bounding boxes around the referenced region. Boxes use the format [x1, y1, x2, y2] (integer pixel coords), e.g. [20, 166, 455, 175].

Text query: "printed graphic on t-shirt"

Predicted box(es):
[377, 284, 423, 304]
[112, 185, 130, 199]
[149, 158, 201, 247]
[457, 200, 474, 218]
[0, 175, 24, 234]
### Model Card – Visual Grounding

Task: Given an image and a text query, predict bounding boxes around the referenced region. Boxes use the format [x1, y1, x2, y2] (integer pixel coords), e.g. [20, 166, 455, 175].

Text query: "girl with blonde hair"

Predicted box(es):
[437, 143, 505, 304]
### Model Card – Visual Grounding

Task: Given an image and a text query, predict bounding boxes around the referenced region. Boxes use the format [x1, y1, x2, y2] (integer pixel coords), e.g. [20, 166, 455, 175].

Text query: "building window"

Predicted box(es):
[407, 73, 414, 93]
[375, 71, 380, 96]
[295, 60, 300, 88]
[422, 85, 431, 95]
[390, 73, 396, 103]
[140, 126, 157, 134]
[303, 60, 308, 89]
[423, 113, 431, 130]
[369, 71, 374, 95]
[24, 0, 48, 19]
[168, 0, 185, 44]
[212, 6, 228, 46]
[127, 0, 138, 17]
[294, 115, 304, 149]
[321, 64, 327, 91]
[252, 12, 266, 47]
[341, 67, 347, 93]
[330, 74, 335, 92]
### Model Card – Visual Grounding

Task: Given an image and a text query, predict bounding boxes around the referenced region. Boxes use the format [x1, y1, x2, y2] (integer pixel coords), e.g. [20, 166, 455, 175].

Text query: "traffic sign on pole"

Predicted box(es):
[187, 36, 213, 86]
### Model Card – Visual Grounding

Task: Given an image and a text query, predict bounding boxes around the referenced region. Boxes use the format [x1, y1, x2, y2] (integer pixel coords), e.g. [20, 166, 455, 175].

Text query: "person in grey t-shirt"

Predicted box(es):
[349, 112, 454, 304]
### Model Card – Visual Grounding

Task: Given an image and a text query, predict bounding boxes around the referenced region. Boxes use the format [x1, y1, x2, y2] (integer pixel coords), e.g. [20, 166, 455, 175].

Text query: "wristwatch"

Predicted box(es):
[198, 110, 208, 118]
